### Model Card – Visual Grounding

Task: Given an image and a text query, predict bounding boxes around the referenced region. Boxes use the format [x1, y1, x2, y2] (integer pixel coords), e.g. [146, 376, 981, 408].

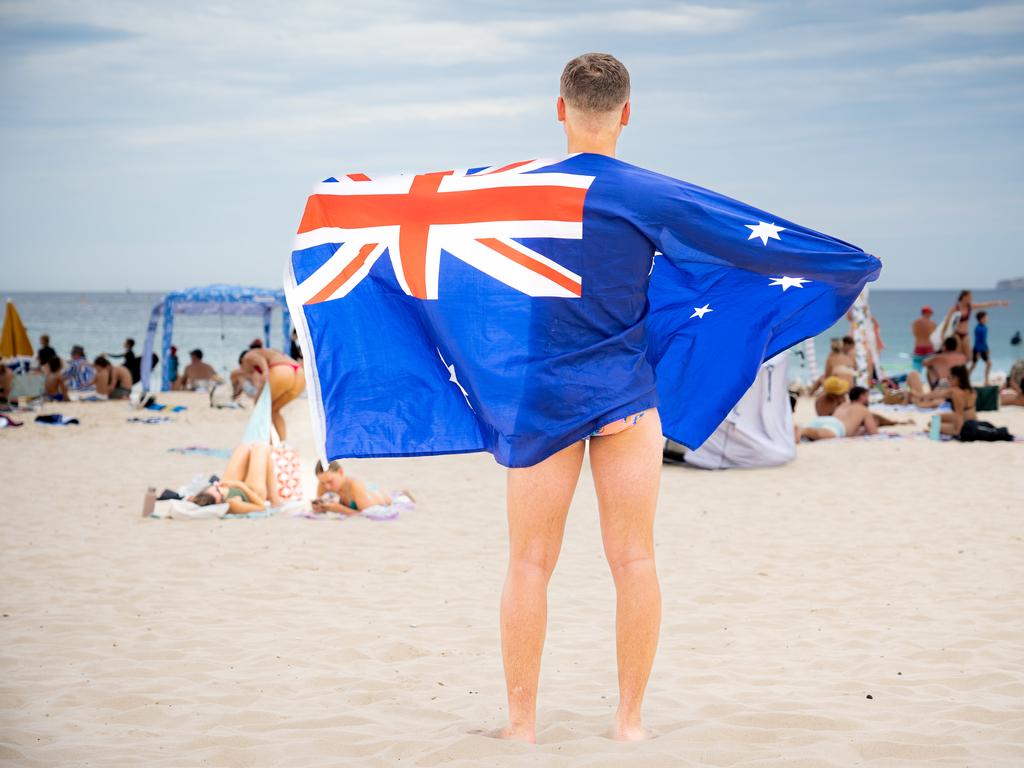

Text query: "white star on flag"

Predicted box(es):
[437, 348, 474, 412]
[690, 304, 713, 319]
[768, 276, 809, 292]
[746, 221, 785, 245]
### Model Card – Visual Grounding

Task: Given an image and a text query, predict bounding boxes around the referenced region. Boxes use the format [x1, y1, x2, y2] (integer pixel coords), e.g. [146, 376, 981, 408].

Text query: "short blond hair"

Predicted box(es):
[559, 53, 630, 113]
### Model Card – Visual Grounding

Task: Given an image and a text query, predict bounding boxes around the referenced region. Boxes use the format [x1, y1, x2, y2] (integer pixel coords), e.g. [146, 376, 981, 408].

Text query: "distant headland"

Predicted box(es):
[996, 277, 1024, 290]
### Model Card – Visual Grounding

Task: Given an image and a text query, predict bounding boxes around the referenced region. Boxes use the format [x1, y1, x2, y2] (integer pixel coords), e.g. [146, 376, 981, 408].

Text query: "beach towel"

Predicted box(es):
[293, 491, 416, 521]
[0, 414, 23, 428]
[128, 416, 172, 425]
[167, 446, 233, 459]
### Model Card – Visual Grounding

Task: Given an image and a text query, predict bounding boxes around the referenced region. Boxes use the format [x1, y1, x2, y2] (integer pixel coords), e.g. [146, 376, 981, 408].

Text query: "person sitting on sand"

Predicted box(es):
[922, 337, 967, 389]
[239, 347, 304, 440]
[188, 442, 282, 514]
[815, 376, 849, 416]
[941, 365, 976, 437]
[810, 337, 857, 393]
[801, 386, 908, 440]
[1001, 360, 1024, 407]
[176, 348, 222, 391]
[93, 356, 133, 399]
[312, 461, 393, 515]
[63, 345, 96, 391]
[43, 357, 67, 401]
[0, 365, 13, 403]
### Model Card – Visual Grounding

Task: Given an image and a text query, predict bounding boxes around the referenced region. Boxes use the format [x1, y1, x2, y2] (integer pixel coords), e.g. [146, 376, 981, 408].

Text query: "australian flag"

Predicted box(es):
[285, 153, 881, 468]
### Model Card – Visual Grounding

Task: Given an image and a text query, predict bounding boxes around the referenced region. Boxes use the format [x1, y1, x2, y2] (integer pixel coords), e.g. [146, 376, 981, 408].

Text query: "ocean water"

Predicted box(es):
[6, 289, 1023, 385]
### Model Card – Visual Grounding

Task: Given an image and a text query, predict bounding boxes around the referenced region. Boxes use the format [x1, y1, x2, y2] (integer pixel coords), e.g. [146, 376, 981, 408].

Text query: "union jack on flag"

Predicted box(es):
[286, 153, 881, 468]
[291, 160, 594, 304]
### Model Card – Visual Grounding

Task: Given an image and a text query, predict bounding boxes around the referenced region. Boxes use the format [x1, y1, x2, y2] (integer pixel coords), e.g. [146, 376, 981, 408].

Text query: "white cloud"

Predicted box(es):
[899, 3, 1024, 36]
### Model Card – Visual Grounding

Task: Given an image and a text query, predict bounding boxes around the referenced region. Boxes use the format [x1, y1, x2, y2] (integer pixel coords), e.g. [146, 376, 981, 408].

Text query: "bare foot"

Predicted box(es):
[613, 719, 651, 741]
[497, 724, 536, 743]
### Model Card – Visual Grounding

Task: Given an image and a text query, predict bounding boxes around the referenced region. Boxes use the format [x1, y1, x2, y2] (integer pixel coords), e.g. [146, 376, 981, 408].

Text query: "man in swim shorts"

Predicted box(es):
[911, 305, 935, 372]
[801, 386, 906, 440]
[499, 54, 662, 744]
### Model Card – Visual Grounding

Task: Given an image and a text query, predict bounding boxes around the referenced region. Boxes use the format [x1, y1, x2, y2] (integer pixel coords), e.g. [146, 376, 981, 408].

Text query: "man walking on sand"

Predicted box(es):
[286, 52, 879, 745]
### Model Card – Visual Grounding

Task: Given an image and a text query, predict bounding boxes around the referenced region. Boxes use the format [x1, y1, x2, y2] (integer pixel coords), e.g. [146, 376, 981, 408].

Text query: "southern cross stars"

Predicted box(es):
[769, 276, 810, 291]
[690, 304, 713, 319]
[746, 221, 785, 245]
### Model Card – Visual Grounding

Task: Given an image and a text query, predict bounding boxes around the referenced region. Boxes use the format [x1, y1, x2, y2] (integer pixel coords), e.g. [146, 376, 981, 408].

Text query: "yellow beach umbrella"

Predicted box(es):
[1, 299, 34, 362]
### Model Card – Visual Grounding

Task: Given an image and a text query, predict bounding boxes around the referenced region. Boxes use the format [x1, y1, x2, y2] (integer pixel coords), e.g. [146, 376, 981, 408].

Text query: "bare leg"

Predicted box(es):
[589, 411, 663, 741]
[264, 447, 282, 506]
[222, 444, 252, 481]
[244, 442, 270, 498]
[500, 440, 585, 743]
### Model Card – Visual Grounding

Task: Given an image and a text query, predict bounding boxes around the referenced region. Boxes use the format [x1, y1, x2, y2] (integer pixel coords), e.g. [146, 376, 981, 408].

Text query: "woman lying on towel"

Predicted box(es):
[190, 442, 282, 514]
[312, 460, 393, 515]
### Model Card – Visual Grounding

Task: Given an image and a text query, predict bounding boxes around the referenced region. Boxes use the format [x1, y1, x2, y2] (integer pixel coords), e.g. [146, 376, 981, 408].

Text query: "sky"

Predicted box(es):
[1, 0, 1022, 291]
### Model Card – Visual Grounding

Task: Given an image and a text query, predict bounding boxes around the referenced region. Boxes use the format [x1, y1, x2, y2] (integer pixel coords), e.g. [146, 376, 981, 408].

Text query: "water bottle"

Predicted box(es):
[142, 486, 156, 518]
[929, 414, 941, 441]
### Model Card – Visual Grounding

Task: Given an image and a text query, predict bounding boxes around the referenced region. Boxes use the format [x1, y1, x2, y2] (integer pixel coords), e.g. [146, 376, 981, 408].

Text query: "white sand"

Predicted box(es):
[2, 393, 1023, 766]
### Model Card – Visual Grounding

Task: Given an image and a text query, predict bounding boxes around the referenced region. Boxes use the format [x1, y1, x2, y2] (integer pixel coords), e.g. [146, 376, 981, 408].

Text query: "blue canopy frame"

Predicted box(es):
[140, 285, 291, 392]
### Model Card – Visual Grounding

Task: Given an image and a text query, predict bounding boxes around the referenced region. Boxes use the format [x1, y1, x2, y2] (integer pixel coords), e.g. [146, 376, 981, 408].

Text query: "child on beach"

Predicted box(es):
[43, 357, 67, 401]
[312, 461, 393, 515]
[971, 311, 992, 385]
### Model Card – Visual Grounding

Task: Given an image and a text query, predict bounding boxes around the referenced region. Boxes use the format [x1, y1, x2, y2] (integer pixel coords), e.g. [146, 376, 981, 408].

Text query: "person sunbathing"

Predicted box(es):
[43, 357, 67, 401]
[189, 442, 282, 514]
[801, 386, 908, 440]
[239, 347, 305, 440]
[882, 370, 949, 408]
[93, 356, 133, 398]
[312, 460, 392, 515]
[1002, 361, 1024, 407]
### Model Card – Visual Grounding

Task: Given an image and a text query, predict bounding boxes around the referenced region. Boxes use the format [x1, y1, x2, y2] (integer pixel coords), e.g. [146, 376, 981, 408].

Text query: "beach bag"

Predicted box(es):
[975, 385, 999, 412]
[271, 443, 304, 501]
[958, 420, 1013, 442]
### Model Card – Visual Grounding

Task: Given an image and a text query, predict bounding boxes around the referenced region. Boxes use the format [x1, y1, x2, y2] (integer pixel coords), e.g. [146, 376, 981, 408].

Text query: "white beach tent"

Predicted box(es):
[665, 352, 795, 469]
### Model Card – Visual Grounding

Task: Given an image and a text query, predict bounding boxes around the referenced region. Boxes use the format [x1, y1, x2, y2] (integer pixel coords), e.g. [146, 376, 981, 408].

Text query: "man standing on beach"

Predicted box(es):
[287, 52, 880, 745]
[911, 306, 936, 372]
[496, 54, 661, 744]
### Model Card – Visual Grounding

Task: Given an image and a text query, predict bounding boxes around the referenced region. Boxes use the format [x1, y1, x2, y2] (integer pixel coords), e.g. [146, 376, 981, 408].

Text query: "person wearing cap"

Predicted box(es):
[815, 375, 850, 416]
[911, 306, 936, 372]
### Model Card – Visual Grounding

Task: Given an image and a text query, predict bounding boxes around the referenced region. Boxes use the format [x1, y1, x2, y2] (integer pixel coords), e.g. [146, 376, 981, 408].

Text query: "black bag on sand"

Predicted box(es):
[959, 420, 1013, 442]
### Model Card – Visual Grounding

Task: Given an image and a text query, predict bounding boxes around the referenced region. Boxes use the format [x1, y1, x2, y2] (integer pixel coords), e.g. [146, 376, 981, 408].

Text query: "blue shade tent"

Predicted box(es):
[140, 285, 291, 392]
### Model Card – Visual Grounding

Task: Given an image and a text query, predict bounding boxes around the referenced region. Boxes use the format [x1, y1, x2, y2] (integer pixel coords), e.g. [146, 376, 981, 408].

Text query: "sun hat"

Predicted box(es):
[824, 376, 850, 396]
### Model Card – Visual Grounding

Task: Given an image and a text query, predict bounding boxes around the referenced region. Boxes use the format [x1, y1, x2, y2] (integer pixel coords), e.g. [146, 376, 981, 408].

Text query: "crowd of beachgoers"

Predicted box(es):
[793, 290, 1021, 443]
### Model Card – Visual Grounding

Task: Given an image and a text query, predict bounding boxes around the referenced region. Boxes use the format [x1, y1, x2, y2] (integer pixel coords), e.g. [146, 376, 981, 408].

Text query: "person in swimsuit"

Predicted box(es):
[93, 356, 133, 399]
[43, 357, 67, 401]
[940, 365, 977, 437]
[814, 376, 849, 416]
[922, 337, 967, 390]
[911, 305, 936, 372]
[947, 291, 1009, 358]
[188, 442, 281, 513]
[800, 386, 908, 440]
[239, 347, 305, 440]
[312, 461, 393, 515]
